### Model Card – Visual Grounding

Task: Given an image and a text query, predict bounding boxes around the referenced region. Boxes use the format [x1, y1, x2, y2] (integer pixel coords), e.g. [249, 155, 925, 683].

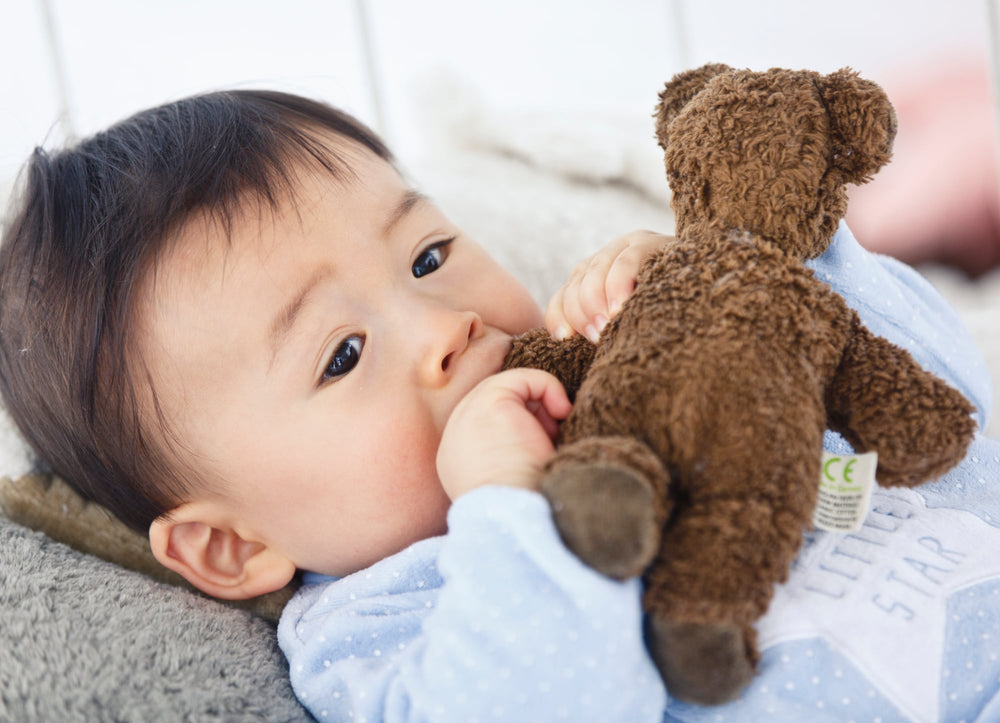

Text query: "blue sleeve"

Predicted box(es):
[807, 222, 992, 431]
[278, 486, 666, 722]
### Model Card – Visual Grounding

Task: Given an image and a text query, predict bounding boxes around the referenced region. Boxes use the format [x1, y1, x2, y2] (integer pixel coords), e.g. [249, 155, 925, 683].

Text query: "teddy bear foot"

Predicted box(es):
[645, 616, 755, 705]
[541, 463, 663, 580]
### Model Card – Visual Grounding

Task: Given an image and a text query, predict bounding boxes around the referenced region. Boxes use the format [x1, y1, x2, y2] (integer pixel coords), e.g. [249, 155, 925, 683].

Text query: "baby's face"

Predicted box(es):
[137, 142, 542, 577]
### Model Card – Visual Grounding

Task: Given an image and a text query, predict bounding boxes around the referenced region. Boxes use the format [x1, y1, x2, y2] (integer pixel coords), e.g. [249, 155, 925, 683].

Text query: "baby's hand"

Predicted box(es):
[545, 230, 674, 341]
[437, 368, 572, 500]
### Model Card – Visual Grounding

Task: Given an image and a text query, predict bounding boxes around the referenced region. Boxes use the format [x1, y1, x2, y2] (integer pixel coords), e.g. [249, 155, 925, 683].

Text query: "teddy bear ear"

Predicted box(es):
[814, 67, 898, 184]
[655, 63, 732, 150]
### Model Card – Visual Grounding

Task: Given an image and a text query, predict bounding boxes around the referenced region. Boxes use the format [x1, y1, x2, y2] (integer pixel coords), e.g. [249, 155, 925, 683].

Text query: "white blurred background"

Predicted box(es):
[0, 0, 993, 182]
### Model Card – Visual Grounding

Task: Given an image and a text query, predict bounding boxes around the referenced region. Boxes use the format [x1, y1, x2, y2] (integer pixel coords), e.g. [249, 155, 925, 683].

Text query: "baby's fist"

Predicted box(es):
[437, 369, 571, 500]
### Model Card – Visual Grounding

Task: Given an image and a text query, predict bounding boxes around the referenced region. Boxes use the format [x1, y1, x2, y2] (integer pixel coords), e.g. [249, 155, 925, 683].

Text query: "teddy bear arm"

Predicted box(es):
[825, 319, 976, 486]
[502, 328, 596, 400]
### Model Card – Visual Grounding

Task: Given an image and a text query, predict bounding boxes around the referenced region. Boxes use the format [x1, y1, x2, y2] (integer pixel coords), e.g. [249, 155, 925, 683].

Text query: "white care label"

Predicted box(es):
[812, 451, 878, 532]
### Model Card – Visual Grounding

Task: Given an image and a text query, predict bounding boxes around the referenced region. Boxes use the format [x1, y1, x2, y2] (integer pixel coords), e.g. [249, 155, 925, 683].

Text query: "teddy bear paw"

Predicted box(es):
[645, 616, 756, 705]
[541, 463, 662, 580]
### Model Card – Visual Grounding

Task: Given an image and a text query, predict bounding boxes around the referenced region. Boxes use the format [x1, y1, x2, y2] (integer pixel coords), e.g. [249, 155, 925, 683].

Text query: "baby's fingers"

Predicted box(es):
[603, 242, 649, 314]
[546, 231, 674, 341]
[547, 251, 621, 340]
[548, 267, 608, 342]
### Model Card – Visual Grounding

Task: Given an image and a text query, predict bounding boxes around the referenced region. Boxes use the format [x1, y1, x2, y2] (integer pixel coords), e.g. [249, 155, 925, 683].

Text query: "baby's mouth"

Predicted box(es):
[495, 332, 519, 372]
[462, 329, 514, 383]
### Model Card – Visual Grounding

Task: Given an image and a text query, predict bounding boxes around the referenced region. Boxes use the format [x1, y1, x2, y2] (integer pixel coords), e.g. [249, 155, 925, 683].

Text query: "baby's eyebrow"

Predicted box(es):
[268, 266, 332, 369]
[382, 189, 428, 236]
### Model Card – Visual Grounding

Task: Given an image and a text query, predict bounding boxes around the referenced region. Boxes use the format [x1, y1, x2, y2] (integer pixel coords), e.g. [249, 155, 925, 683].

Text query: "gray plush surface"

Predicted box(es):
[0, 516, 310, 721]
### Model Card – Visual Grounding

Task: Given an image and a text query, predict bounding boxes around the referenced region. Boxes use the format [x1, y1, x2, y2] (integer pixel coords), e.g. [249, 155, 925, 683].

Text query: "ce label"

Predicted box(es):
[823, 456, 858, 483]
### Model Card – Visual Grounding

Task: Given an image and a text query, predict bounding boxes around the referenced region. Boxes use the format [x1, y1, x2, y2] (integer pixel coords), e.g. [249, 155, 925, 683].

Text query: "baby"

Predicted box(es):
[2, 89, 999, 722]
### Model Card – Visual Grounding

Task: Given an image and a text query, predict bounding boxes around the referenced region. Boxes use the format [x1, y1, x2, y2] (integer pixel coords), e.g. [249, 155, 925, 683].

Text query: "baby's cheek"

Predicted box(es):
[498, 284, 544, 334]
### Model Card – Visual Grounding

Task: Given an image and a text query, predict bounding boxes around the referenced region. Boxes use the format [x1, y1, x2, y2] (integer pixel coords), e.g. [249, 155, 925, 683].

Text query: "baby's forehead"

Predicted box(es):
[143, 142, 417, 299]
[168, 142, 398, 245]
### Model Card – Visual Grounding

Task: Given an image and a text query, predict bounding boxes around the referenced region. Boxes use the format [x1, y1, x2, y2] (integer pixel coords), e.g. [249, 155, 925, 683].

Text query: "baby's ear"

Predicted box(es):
[149, 503, 296, 600]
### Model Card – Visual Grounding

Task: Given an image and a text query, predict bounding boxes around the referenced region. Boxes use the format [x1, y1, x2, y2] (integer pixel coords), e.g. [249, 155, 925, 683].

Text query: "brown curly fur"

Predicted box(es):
[503, 64, 976, 705]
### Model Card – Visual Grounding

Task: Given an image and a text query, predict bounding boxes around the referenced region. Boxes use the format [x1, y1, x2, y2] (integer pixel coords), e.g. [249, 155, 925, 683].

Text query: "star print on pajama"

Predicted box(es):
[665, 436, 1000, 723]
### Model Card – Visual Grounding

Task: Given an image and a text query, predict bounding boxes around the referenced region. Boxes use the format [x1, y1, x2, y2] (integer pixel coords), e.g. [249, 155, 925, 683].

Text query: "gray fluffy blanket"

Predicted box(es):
[0, 516, 310, 720]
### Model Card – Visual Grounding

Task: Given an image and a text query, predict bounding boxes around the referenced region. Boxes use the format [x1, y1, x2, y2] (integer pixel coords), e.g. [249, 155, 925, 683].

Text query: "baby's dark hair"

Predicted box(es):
[0, 89, 391, 532]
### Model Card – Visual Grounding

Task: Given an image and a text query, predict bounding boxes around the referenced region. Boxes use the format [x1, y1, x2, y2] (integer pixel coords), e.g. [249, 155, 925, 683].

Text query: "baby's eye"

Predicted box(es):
[322, 335, 364, 383]
[412, 239, 453, 278]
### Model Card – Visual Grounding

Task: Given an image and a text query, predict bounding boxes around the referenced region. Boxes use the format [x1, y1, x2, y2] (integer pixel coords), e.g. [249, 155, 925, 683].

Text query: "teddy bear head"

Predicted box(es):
[655, 63, 897, 259]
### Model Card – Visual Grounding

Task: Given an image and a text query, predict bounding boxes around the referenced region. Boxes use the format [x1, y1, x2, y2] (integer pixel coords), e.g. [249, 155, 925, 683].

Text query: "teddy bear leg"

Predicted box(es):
[827, 320, 977, 486]
[641, 495, 807, 704]
[540, 436, 671, 581]
[644, 616, 757, 706]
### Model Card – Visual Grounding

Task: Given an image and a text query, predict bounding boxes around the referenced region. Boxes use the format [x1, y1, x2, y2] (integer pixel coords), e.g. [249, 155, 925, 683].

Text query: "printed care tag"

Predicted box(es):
[812, 451, 878, 533]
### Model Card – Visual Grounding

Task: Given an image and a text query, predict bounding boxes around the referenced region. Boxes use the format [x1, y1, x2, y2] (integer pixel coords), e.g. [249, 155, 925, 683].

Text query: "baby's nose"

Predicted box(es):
[419, 309, 482, 388]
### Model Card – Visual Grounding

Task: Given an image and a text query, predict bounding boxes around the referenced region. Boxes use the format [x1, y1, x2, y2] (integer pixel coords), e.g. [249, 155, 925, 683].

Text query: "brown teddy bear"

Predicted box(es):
[502, 64, 977, 705]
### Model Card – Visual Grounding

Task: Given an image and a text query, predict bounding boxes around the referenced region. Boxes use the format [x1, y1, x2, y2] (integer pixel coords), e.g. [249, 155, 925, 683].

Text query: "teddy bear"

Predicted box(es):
[502, 63, 977, 705]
